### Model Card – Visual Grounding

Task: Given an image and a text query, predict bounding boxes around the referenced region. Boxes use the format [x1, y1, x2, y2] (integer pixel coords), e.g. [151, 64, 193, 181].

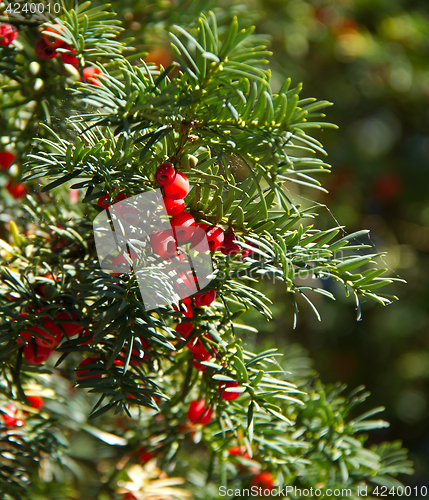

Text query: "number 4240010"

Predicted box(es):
[372, 486, 427, 497]
[5, 2, 61, 15]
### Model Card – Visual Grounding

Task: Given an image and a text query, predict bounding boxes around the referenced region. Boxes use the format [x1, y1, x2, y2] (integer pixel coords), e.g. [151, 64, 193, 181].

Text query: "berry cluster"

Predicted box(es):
[1, 395, 44, 430]
[17, 309, 84, 364]
[33, 24, 102, 86]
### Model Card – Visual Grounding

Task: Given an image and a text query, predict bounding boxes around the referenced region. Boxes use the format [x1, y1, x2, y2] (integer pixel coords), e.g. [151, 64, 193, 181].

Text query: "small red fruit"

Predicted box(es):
[164, 172, 190, 200]
[170, 212, 195, 242]
[193, 350, 213, 371]
[187, 399, 212, 424]
[0, 151, 15, 170]
[77, 357, 102, 379]
[138, 447, 154, 464]
[83, 66, 102, 87]
[191, 223, 224, 252]
[173, 297, 193, 318]
[56, 311, 84, 338]
[6, 179, 27, 199]
[43, 24, 65, 48]
[1, 403, 24, 428]
[229, 445, 250, 459]
[26, 395, 44, 411]
[34, 317, 63, 348]
[251, 471, 274, 491]
[0, 24, 18, 46]
[175, 322, 194, 337]
[220, 231, 240, 256]
[219, 381, 241, 401]
[155, 161, 176, 186]
[194, 289, 216, 307]
[150, 229, 177, 259]
[193, 359, 207, 371]
[114, 348, 144, 367]
[163, 196, 185, 216]
[186, 333, 213, 357]
[23, 342, 52, 365]
[60, 46, 78, 67]
[123, 493, 138, 500]
[35, 37, 58, 59]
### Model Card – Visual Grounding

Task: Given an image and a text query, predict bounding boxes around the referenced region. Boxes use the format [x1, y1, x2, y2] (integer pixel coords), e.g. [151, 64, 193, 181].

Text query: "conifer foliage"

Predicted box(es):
[0, 1, 412, 498]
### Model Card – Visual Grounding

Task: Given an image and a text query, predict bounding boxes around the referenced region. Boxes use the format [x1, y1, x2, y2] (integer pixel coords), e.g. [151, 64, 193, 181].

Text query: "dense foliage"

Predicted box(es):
[0, 1, 416, 498]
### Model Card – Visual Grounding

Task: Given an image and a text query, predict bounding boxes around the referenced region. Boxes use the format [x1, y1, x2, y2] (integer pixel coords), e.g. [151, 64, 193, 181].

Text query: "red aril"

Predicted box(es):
[187, 399, 212, 424]
[155, 161, 176, 186]
[23, 342, 52, 365]
[0, 151, 15, 170]
[150, 229, 177, 259]
[219, 381, 241, 401]
[164, 172, 189, 200]
[43, 24, 65, 48]
[194, 289, 216, 307]
[76, 357, 102, 379]
[35, 37, 58, 59]
[170, 212, 195, 242]
[163, 196, 185, 216]
[55, 311, 84, 338]
[26, 395, 44, 411]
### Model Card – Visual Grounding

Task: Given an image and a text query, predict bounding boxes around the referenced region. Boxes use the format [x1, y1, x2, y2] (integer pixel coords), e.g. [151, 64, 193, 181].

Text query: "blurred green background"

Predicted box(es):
[115, 0, 429, 488]
[253, 0, 429, 489]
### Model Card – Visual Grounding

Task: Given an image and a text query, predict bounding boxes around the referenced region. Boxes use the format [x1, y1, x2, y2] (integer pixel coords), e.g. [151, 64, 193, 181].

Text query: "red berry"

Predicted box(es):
[191, 223, 224, 252]
[138, 447, 154, 464]
[26, 395, 44, 411]
[150, 229, 177, 258]
[173, 297, 193, 318]
[114, 348, 144, 367]
[35, 37, 58, 59]
[242, 248, 253, 258]
[0, 151, 15, 170]
[251, 471, 274, 491]
[34, 317, 63, 348]
[163, 196, 185, 216]
[60, 46, 78, 67]
[164, 172, 190, 200]
[194, 289, 216, 307]
[0, 24, 18, 46]
[123, 494, 138, 500]
[187, 399, 212, 424]
[43, 24, 65, 48]
[193, 359, 207, 371]
[83, 66, 102, 86]
[77, 357, 102, 379]
[229, 445, 250, 459]
[1, 403, 24, 428]
[55, 311, 84, 338]
[219, 381, 241, 401]
[187, 333, 213, 357]
[155, 161, 176, 186]
[193, 349, 212, 371]
[220, 232, 240, 256]
[175, 322, 194, 337]
[170, 211, 195, 242]
[23, 342, 52, 365]
[6, 179, 27, 199]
